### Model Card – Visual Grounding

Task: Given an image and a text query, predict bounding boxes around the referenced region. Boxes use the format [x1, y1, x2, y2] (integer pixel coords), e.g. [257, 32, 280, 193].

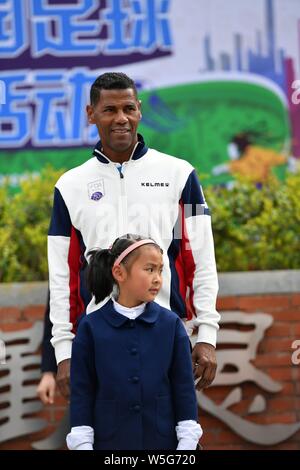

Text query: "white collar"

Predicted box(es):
[112, 297, 146, 320]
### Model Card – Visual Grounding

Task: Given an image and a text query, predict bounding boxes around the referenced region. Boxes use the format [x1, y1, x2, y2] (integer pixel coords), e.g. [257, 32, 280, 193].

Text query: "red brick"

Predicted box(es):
[253, 353, 292, 367]
[270, 310, 300, 322]
[268, 397, 295, 413]
[247, 412, 297, 424]
[280, 382, 296, 395]
[238, 295, 290, 312]
[292, 324, 300, 336]
[291, 294, 300, 307]
[291, 366, 300, 381]
[0, 439, 32, 450]
[205, 386, 234, 402]
[264, 338, 295, 353]
[267, 367, 293, 382]
[200, 431, 218, 445]
[265, 413, 297, 424]
[0, 307, 22, 323]
[217, 296, 238, 310]
[0, 321, 34, 332]
[23, 305, 45, 321]
[265, 323, 291, 338]
[229, 398, 253, 415]
[270, 442, 300, 450]
[218, 429, 249, 445]
[197, 415, 220, 431]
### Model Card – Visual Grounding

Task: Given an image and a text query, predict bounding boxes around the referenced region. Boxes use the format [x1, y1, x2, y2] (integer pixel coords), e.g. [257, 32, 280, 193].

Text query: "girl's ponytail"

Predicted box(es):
[87, 249, 115, 303]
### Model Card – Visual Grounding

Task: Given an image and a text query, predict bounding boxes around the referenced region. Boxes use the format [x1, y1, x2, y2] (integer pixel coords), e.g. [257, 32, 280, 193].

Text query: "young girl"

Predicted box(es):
[66, 234, 202, 450]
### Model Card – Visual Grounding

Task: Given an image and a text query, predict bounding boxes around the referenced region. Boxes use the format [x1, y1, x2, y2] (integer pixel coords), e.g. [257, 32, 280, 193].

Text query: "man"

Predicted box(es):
[48, 72, 220, 398]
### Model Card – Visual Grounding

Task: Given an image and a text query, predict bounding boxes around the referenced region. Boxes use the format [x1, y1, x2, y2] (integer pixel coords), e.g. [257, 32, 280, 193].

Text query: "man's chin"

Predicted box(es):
[111, 139, 135, 154]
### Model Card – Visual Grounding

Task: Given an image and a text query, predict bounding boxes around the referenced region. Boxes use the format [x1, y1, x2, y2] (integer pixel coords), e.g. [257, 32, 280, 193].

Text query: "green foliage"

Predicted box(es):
[0, 167, 65, 282]
[205, 173, 300, 271]
[0, 168, 299, 282]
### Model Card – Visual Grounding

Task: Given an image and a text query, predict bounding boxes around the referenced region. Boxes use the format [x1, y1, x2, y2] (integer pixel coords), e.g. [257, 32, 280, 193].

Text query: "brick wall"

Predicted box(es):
[0, 274, 300, 450]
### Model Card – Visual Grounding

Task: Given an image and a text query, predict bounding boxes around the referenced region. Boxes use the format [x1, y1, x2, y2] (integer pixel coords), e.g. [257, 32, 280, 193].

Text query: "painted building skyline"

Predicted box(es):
[202, 0, 300, 157]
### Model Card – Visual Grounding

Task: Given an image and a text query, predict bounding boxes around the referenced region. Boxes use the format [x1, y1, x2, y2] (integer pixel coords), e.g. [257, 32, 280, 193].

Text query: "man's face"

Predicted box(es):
[86, 88, 141, 158]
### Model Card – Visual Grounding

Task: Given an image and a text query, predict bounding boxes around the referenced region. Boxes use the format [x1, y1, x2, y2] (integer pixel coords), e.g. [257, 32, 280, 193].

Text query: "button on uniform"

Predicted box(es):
[130, 376, 140, 384]
[132, 404, 141, 413]
[130, 347, 138, 355]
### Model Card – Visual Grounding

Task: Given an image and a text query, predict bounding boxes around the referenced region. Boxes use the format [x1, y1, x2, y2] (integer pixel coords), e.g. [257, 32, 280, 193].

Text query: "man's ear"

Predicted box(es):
[138, 100, 142, 120]
[86, 105, 95, 124]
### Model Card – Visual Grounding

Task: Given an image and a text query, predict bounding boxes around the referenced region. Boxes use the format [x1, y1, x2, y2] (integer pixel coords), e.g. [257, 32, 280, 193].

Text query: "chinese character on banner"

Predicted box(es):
[31, 0, 101, 57]
[0, 0, 28, 57]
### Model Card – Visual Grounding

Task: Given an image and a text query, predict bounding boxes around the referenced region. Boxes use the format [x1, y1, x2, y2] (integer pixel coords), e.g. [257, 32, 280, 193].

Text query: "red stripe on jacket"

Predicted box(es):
[175, 200, 196, 321]
[68, 227, 85, 333]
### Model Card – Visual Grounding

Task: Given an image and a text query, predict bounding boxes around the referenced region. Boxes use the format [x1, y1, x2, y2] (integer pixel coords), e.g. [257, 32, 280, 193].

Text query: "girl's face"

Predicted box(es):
[116, 245, 163, 307]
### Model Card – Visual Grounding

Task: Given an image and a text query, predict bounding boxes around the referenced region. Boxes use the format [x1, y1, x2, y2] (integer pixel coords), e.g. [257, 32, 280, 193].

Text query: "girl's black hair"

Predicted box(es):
[87, 234, 162, 304]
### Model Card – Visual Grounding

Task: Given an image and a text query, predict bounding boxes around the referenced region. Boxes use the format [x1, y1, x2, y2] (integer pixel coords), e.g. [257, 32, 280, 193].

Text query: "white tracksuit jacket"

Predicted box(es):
[48, 135, 220, 364]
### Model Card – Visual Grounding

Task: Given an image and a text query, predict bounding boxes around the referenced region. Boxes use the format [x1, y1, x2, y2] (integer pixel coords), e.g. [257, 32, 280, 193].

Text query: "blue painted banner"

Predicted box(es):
[0, 0, 299, 186]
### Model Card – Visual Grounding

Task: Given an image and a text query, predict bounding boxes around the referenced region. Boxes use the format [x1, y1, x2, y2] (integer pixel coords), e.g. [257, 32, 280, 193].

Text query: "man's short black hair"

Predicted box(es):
[90, 72, 138, 106]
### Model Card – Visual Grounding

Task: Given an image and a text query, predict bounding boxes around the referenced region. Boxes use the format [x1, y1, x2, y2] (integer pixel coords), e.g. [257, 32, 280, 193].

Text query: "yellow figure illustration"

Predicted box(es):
[212, 132, 293, 184]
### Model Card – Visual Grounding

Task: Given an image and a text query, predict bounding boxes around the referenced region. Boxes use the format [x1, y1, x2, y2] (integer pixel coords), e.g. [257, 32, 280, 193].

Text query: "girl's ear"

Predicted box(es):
[112, 264, 127, 283]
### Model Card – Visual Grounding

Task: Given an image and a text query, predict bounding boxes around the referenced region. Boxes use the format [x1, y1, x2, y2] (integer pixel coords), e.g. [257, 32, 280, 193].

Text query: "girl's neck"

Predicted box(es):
[116, 293, 144, 309]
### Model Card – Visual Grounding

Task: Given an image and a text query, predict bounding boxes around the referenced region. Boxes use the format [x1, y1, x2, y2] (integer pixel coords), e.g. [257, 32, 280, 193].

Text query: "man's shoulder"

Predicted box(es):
[55, 157, 98, 187]
[147, 148, 194, 172]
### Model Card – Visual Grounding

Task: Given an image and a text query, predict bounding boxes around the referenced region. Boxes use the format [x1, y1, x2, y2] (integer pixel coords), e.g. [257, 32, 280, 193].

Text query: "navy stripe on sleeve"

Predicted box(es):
[48, 187, 72, 236]
[181, 170, 210, 217]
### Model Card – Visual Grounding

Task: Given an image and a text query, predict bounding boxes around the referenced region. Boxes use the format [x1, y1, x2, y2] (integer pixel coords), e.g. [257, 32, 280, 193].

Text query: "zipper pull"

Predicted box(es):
[117, 163, 124, 179]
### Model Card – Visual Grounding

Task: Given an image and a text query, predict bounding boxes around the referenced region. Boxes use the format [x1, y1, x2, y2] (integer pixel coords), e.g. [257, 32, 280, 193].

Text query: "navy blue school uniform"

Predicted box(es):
[70, 299, 198, 450]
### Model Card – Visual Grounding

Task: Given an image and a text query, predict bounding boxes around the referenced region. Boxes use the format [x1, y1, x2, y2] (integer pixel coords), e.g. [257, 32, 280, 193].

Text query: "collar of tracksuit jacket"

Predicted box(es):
[92, 133, 148, 163]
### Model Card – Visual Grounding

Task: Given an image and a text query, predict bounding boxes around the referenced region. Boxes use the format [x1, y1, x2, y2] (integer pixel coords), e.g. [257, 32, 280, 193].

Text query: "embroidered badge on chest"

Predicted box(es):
[88, 179, 105, 201]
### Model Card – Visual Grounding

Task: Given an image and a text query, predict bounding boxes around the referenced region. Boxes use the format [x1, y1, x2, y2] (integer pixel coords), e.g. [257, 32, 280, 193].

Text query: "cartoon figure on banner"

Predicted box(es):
[212, 131, 290, 185]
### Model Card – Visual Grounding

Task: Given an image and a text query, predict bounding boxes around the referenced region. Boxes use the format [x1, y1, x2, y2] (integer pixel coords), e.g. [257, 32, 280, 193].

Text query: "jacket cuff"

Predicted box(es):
[55, 340, 72, 365]
[196, 324, 217, 348]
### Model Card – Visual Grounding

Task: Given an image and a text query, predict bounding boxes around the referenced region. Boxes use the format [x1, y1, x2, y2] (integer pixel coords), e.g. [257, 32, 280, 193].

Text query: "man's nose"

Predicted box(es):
[115, 110, 128, 124]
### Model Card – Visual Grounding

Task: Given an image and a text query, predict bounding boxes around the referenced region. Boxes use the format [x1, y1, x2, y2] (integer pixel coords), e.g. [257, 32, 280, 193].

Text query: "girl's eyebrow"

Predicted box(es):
[144, 263, 164, 268]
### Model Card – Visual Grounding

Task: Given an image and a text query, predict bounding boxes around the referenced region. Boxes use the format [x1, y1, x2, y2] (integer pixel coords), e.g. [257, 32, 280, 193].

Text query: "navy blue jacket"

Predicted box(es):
[70, 300, 198, 450]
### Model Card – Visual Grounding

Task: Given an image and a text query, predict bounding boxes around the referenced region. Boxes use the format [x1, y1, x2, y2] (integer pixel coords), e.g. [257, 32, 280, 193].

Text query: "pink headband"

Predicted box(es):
[113, 239, 156, 268]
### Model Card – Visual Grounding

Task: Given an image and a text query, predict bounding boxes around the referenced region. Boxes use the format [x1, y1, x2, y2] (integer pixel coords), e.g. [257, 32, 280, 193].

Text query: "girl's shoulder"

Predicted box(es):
[77, 301, 113, 329]
[151, 302, 188, 337]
